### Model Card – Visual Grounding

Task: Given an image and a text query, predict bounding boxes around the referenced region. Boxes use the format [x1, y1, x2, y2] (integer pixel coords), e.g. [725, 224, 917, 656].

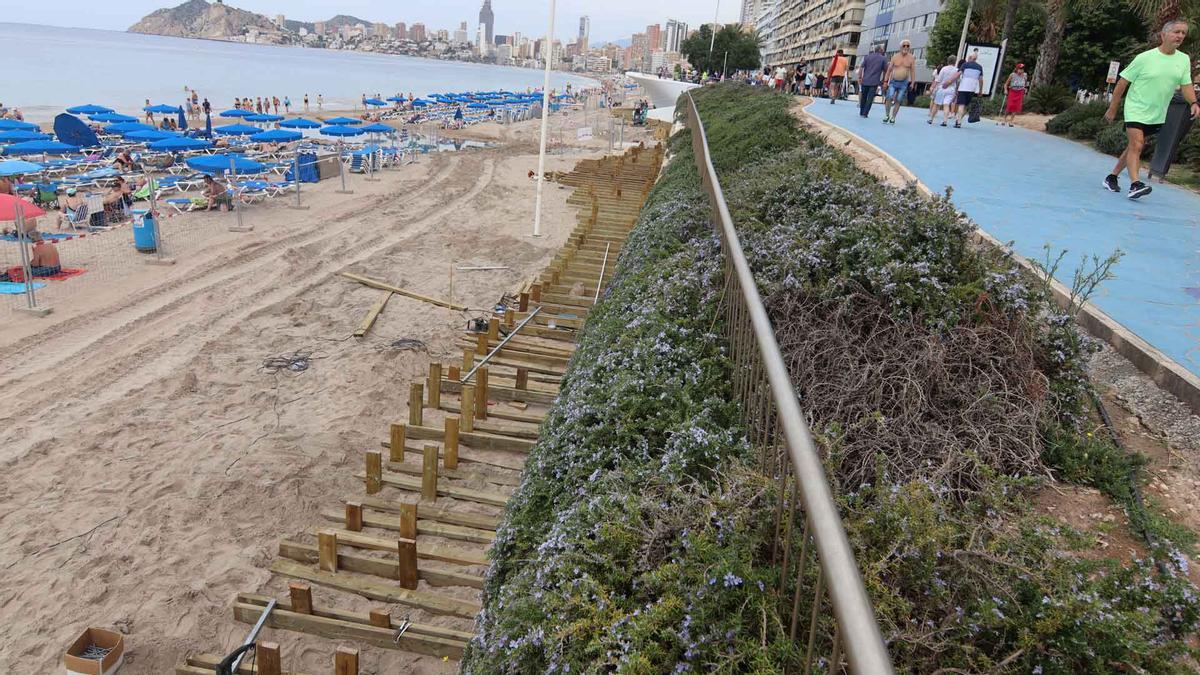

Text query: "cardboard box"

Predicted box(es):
[64, 628, 124, 675]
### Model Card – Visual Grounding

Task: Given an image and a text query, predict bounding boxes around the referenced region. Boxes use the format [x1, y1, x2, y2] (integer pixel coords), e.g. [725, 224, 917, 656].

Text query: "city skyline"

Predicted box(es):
[5, 0, 740, 45]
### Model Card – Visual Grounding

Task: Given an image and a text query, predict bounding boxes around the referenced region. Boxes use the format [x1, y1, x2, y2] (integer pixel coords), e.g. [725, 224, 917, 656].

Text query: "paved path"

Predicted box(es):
[806, 99, 1200, 378]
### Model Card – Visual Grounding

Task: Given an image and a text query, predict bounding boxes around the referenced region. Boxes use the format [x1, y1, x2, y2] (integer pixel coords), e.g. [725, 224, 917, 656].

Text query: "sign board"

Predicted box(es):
[576, 126, 593, 140]
[1107, 60, 1121, 84]
[966, 43, 1003, 96]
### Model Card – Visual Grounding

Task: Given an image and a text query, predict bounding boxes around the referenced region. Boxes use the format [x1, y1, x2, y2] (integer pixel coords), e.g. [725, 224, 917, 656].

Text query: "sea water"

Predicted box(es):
[2, 23, 598, 121]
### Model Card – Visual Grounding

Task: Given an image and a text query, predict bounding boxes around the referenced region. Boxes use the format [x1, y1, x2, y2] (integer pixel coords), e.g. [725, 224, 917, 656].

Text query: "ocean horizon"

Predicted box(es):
[3, 22, 599, 122]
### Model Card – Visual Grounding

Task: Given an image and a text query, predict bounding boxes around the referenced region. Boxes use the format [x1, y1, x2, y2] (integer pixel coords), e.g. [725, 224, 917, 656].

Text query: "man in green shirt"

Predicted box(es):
[1104, 19, 1199, 199]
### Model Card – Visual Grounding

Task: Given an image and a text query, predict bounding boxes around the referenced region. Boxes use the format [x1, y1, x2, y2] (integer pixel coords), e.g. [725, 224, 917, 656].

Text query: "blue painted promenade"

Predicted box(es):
[806, 99, 1200, 378]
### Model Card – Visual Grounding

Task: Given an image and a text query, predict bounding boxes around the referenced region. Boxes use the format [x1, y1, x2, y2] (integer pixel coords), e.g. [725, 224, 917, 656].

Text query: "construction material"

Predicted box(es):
[365, 451, 382, 494]
[270, 559, 481, 618]
[334, 647, 358, 675]
[444, 417, 460, 469]
[455, 266, 511, 271]
[408, 382, 423, 426]
[462, 307, 542, 383]
[403, 423, 535, 453]
[64, 628, 125, 675]
[231, 598, 277, 675]
[353, 291, 392, 338]
[339, 272, 467, 311]
[427, 364, 442, 409]
[389, 424, 406, 463]
[421, 445, 439, 502]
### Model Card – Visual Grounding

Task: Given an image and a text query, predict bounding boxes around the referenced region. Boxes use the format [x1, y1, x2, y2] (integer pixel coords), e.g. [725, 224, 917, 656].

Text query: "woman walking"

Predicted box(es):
[1001, 63, 1028, 127]
[927, 56, 960, 126]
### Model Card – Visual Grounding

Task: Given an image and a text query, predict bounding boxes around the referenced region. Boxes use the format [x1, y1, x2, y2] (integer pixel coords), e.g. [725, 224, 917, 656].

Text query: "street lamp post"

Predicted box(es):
[532, 0, 557, 238]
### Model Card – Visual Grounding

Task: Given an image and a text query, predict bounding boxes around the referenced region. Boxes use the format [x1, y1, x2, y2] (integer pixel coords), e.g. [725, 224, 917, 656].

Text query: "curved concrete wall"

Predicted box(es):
[625, 72, 699, 109]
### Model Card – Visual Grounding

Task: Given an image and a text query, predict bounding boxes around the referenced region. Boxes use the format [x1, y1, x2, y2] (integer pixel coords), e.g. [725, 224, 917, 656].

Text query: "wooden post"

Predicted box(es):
[288, 582, 313, 615]
[345, 502, 363, 532]
[365, 451, 382, 494]
[448, 365, 460, 381]
[427, 363, 442, 408]
[504, 308, 515, 328]
[318, 530, 338, 573]
[460, 385, 475, 432]
[462, 347, 474, 372]
[487, 317, 500, 341]
[398, 502, 417, 540]
[397, 538, 418, 590]
[475, 367, 489, 420]
[334, 646, 359, 675]
[368, 609, 392, 628]
[256, 642, 282, 675]
[444, 417, 460, 470]
[515, 368, 529, 391]
[475, 332, 488, 356]
[531, 283, 542, 303]
[421, 445, 439, 502]
[408, 382, 423, 426]
[519, 291, 529, 312]
[389, 423, 406, 463]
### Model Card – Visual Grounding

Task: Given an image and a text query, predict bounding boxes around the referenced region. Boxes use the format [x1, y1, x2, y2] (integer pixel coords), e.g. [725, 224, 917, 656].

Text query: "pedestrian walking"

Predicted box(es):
[317, 94, 324, 111]
[882, 40, 916, 124]
[827, 50, 849, 103]
[303, 94, 309, 112]
[1001, 63, 1028, 127]
[284, 96, 291, 113]
[953, 52, 984, 128]
[928, 56, 960, 126]
[858, 45, 887, 118]
[273, 96, 280, 114]
[1103, 19, 1198, 200]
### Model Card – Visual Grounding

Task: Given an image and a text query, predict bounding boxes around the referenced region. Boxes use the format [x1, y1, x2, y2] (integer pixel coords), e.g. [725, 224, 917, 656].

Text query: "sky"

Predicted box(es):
[7, 0, 741, 44]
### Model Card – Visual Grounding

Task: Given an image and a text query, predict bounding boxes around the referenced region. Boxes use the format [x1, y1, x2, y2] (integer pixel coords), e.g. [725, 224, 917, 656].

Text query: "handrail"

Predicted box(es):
[593, 242, 611, 305]
[684, 91, 893, 674]
[461, 307, 542, 383]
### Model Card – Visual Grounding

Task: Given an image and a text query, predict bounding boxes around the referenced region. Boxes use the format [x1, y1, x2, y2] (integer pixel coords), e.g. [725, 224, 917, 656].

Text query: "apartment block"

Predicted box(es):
[761, 0, 866, 73]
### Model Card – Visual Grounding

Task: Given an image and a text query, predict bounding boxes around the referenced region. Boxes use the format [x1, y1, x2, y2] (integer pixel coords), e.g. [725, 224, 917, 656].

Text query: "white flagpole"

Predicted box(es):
[532, 0, 557, 238]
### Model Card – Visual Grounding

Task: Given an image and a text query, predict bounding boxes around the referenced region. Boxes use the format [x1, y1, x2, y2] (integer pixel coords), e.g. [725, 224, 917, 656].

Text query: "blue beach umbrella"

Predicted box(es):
[219, 109, 254, 118]
[0, 130, 52, 142]
[186, 154, 266, 175]
[148, 136, 212, 151]
[177, 108, 188, 131]
[0, 119, 39, 131]
[145, 104, 182, 114]
[279, 118, 321, 129]
[67, 104, 114, 115]
[0, 159, 44, 176]
[214, 124, 261, 136]
[364, 98, 387, 107]
[467, 103, 489, 109]
[125, 130, 180, 142]
[359, 123, 394, 134]
[411, 99, 430, 107]
[91, 112, 138, 123]
[323, 116, 362, 125]
[319, 125, 366, 137]
[105, 122, 155, 134]
[386, 96, 406, 103]
[249, 129, 303, 142]
[245, 114, 284, 123]
[3, 140, 80, 155]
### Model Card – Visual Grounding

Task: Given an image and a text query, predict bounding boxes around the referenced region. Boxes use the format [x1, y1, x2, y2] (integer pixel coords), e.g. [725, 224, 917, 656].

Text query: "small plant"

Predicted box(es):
[1046, 101, 1108, 135]
[1026, 84, 1075, 114]
[1067, 116, 1106, 140]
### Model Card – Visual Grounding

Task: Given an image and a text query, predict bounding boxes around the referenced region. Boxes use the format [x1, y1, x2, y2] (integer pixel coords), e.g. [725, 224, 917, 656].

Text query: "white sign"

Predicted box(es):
[966, 43, 1004, 97]
[1107, 60, 1121, 84]
[576, 127, 593, 140]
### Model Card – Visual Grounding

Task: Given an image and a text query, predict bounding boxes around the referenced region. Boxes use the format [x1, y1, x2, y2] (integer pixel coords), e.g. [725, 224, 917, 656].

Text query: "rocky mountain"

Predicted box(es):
[128, 0, 289, 41]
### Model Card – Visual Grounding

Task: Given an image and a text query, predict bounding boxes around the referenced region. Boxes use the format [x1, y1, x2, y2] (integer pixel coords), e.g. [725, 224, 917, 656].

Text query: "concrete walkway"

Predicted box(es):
[806, 99, 1200, 379]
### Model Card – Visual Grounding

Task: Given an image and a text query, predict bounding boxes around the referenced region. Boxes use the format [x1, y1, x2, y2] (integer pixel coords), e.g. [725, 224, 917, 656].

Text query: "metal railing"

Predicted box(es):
[684, 92, 893, 674]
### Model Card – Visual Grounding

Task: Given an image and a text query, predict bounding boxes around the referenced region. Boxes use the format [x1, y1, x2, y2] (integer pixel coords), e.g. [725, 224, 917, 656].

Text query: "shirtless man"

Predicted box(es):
[882, 40, 916, 124]
[203, 175, 232, 212]
[29, 234, 61, 276]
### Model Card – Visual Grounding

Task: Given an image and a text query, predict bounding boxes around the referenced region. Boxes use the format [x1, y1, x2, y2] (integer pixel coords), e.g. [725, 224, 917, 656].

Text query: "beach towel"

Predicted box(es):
[38, 268, 86, 281]
[0, 232, 74, 243]
[0, 281, 46, 294]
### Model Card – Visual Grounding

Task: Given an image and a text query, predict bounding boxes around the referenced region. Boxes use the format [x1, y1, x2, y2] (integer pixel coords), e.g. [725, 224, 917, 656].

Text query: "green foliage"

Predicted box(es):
[1025, 84, 1075, 114]
[913, 94, 932, 109]
[680, 24, 761, 75]
[927, 0, 970, 70]
[1093, 121, 1156, 157]
[1045, 101, 1108, 134]
[1067, 116, 1106, 139]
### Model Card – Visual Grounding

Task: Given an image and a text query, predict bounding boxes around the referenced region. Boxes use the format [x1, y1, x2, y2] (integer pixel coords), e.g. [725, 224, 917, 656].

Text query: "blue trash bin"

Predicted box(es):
[132, 209, 158, 253]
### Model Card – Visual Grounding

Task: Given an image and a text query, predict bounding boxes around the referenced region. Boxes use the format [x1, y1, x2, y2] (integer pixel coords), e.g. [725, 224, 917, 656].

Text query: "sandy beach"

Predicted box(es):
[0, 103, 655, 673]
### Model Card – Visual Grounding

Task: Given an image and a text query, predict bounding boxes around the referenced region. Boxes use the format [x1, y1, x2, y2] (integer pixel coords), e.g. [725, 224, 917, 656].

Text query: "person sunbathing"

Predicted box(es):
[56, 188, 86, 229]
[28, 233, 61, 277]
[202, 175, 232, 212]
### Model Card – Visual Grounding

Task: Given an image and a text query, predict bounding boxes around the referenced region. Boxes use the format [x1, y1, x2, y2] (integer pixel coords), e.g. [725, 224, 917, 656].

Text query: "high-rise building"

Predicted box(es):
[494, 34, 511, 46]
[646, 24, 662, 52]
[761, 0, 865, 71]
[373, 22, 390, 38]
[395, 22, 407, 40]
[410, 22, 427, 42]
[578, 16, 590, 53]
[479, 0, 495, 47]
[454, 21, 469, 44]
[664, 19, 687, 53]
[856, 0, 941, 83]
[274, 14, 285, 28]
[436, 29, 450, 42]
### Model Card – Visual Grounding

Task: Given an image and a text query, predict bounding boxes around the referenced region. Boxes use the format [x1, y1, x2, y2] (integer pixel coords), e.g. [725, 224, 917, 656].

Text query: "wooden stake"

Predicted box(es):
[475, 367, 489, 421]
[345, 502, 363, 532]
[519, 291, 529, 312]
[408, 382, 424, 426]
[504, 308, 515, 327]
[475, 332, 488, 356]
[460, 385, 475, 432]
[353, 290, 392, 338]
[334, 646, 359, 675]
[288, 582, 313, 615]
[256, 642, 282, 675]
[487, 317, 500, 341]
[421, 445, 439, 502]
[444, 417, 460, 470]
[389, 424, 406, 462]
[427, 363, 442, 408]
[515, 367, 529, 391]
[398, 502, 418, 540]
[365, 451, 382, 494]
[462, 347, 474, 372]
[448, 365, 460, 381]
[531, 283, 542, 303]
[368, 608, 392, 628]
[318, 530, 338, 573]
[398, 538, 418, 590]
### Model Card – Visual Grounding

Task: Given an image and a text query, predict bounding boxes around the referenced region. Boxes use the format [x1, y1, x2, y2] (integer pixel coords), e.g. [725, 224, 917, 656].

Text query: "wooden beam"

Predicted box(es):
[339, 272, 466, 311]
[345, 502, 363, 532]
[365, 451, 382, 494]
[368, 609, 391, 628]
[405, 423, 536, 453]
[462, 347, 473, 372]
[344, 495, 500, 530]
[408, 382, 424, 427]
[475, 367, 489, 421]
[427, 363, 442, 409]
[362, 469, 511, 508]
[475, 332, 488, 356]
[389, 424, 405, 463]
[444, 417, 459, 470]
[386, 457, 521, 487]
[280, 539, 481, 589]
[289, 582, 313, 615]
[439, 402, 544, 426]
[515, 368, 529, 391]
[318, 530, 338, 573]
[487, 317, 500, 341]
[421, 445, 439, 502]
[270, 559, 481, 619]
[398, 502, 417, 540]
[334, 646, 358, 675]
[460, 385, 475, 432]
[257, 642, 281, 675]
[398, 538, 418, 590]
[181, 653, 311, 675]
[353, 291, 392, 338]
[442, 378, 555, 405]
[323, 507, 495, 546]
[380, 440, 525, 472]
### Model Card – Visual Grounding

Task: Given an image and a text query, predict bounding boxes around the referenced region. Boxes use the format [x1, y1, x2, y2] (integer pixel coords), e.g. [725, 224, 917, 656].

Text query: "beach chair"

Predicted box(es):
[164, 197, 202, 214]
[235, 182, 269, 204]
[62, 202, 89, 232]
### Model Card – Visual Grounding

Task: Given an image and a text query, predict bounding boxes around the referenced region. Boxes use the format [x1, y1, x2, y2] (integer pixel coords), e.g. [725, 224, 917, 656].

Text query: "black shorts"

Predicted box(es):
[1124, 121, 1163, 136]
[830, 76, 844, 84]
[956, 91, 975, 106]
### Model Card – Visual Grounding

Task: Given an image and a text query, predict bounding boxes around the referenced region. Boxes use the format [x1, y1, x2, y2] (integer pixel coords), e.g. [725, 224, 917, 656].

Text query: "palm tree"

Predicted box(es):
[1126, 0, 1191, 29]
[1032, 0, 1069, 86]
[1001, 0, 1023, 43]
